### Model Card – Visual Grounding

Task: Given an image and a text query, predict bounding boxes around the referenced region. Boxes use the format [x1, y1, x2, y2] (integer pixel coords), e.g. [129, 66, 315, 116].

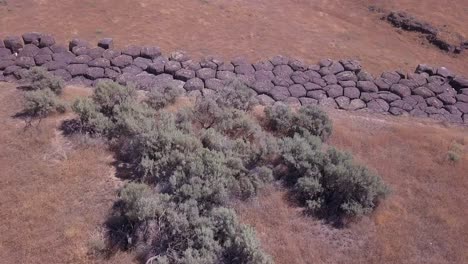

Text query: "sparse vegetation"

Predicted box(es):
[447, 141, 464, 162]
[67, 80, 388, 263]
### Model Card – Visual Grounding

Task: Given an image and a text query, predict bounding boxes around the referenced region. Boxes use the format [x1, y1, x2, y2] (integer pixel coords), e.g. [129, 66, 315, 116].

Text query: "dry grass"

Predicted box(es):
[1, 81, 467, 263]
[0, 83, 134, 264]
[236, 110, 468, 264]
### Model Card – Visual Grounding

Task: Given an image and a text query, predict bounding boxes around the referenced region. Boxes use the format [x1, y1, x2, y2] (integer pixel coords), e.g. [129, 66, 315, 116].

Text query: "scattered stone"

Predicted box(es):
[234, 64, 255, 75]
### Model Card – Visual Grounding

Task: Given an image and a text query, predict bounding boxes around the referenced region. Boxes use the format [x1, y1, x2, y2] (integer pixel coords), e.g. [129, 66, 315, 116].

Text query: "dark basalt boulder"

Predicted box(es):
[289, 84, 307, 97]
[391, 84, 411, 97]
[34, 54, 52, 66]
[205, 78, 225, 91]
[69, 38, 90, 51]
[184, 77, 204, 91]
[22, 32, 42, 46]
[17, 44, 39, 57]
[122, 45, 141, 58]
[38, 35, 56, 48]
[269, 86, 290, 101]
[4, 36, 23, 53]
[98, 38, 114, 50]
[141, 46, 161, 59]
[111, 55, 133, 68]
[174, 69, 195, 82]
[67, 64, 89, 77]
[253, 60, 274, 71]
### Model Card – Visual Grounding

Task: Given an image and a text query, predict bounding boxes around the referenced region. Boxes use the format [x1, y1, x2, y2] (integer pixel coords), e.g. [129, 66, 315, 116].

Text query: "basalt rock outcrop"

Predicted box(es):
[1, 33, 467, 124]
[386, 11, 467, 54]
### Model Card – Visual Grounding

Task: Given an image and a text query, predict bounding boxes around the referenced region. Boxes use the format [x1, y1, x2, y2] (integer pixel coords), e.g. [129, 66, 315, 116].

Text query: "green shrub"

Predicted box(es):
[265, 104, 332, 141]
[24, 67, 64, 95]
[146, 85, 184, 110]
[67, 80, 388, 262]
[22, 88, 66, 118]
[280, 135, 389, 221]
[215, 79, 259, 111]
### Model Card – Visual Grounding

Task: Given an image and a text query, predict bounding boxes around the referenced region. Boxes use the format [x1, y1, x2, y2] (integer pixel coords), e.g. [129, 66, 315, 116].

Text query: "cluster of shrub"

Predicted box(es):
[20, 67, 66, 122]
[20, 68, 389, 263]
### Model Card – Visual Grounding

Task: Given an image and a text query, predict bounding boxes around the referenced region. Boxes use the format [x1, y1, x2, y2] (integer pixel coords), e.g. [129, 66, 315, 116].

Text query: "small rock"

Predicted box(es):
[98, 38, 114, 50]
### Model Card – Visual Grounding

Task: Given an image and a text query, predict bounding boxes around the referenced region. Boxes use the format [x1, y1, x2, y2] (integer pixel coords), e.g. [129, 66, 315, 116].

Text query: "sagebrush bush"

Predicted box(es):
[265, 104, 332, 141]
[23, 88, 66, 118]
[68, 80, 388, 262]
[25, 67, 64, 95]
[280, 134, 389, 220]
[146, 85, 184, 110]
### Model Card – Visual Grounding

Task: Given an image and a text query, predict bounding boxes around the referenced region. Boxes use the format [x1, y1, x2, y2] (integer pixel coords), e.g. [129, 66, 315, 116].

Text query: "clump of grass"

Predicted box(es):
[447, 141, 464, 162]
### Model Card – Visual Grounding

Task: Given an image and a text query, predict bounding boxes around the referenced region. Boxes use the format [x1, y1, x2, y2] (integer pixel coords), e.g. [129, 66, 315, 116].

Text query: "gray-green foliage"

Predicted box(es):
[25, 67, 64, 95]
[145, 85, 184, 110]
[73, 81, 273, 263]
[21, 67, 66, 118]
[23, 88, 66, 117]
[265, 103, 332, 141]
[280, 134, 389, 219]
[71, 80, 388, 262]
